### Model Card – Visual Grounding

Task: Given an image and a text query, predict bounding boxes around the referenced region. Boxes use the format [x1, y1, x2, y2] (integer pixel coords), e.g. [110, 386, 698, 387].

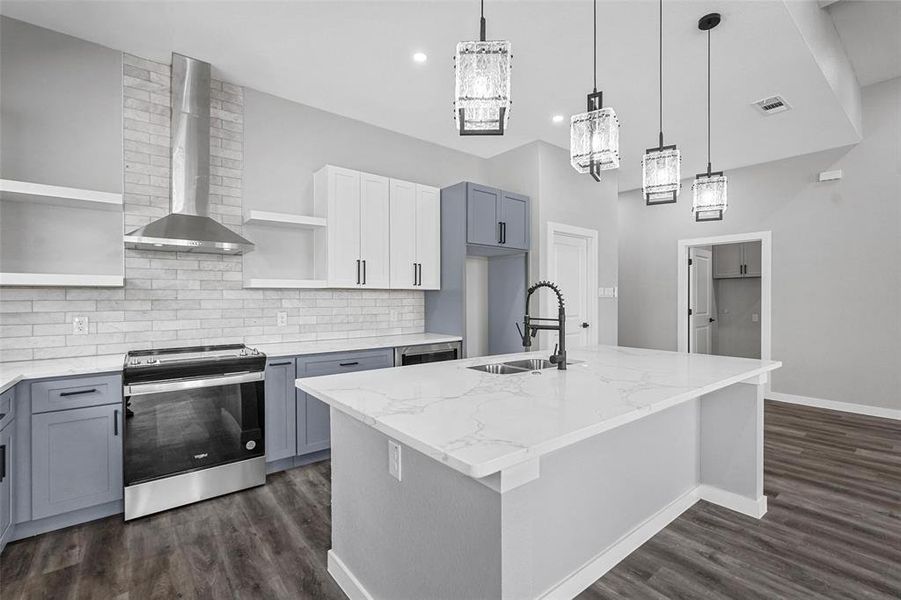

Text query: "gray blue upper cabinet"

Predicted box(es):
[465, 183, 530, 250]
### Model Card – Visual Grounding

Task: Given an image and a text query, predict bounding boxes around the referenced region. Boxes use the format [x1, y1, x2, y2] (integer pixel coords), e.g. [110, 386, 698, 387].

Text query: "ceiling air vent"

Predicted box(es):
[753, 95, 791, 115]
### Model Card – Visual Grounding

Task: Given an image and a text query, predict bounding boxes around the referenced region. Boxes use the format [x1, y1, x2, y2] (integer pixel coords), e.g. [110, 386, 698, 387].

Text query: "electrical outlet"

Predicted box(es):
[390, 309, 399, 322]
[72, 316, 89, 335]
[752, 313, 759, 323]
[277, 311, 288, 327]
[388, 440, 402, 481]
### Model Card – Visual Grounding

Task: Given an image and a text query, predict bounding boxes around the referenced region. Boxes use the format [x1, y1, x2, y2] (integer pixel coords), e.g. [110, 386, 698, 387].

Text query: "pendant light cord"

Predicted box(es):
[479, 0, 486, 41]
[593, 0, 597, 92]
[658, 0, 663, 147]
[707, 28, 712, 174]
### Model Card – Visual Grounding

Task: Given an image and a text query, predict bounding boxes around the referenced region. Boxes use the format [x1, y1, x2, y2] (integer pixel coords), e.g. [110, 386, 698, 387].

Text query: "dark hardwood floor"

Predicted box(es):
[2, 400, 899, 599]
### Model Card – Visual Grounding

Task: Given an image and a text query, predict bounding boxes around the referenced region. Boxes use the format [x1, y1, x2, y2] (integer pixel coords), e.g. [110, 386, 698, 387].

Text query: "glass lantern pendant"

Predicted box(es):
[691, 12, 727, 222]
[570, 0, 619, 181]
[571, 91, 620, 181]
[643, 0, 681, 205]
[454, 1, 511, 136]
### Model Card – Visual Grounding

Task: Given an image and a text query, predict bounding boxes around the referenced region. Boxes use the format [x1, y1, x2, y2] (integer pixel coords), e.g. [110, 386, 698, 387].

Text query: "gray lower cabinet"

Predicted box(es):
[295, 348, 394, 456]
[264, 358, 297, 462]
[0, 421, 13, 546]
[31, 404, 122, 520]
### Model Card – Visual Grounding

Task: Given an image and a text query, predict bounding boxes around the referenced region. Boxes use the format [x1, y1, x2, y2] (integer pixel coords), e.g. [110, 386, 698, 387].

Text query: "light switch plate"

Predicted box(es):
[277, 311, 288, 327]
[72, 316, 89, 335]
[388, 440, 402, 481]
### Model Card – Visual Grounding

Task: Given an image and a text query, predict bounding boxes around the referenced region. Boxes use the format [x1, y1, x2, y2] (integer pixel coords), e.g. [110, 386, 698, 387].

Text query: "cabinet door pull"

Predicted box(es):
[338, 361, 359, 367]
[0, 444, 6, 482]
[269, 361, 292, 367]
[501, 222, 507, 244]
[356, 259, 361, 285]
[418, 263, 423, 286]
[60, 388, 97, 397]
[413, 262, 417, 286]
[362, 260, 367, 285]
[114, 410, 119, 436]
[498, 222, 503, 244]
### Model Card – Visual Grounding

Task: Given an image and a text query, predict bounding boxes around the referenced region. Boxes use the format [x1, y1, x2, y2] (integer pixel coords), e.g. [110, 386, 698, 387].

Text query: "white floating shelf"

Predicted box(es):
[0, 273, 124, 287]
[244, 210, 327, 228]
[244, 278, 328, 289]
[0, 179, 123, 209]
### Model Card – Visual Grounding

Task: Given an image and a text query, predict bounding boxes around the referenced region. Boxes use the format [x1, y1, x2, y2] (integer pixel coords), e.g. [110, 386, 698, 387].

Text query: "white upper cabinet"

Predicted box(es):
[317, 166, 439, 290]
[415, 184, 441, 290]
[389, 179, 417, 288]
[360, 173, 391, 288]
[389, 181, 440, 289]
[317, 166, 361, 287]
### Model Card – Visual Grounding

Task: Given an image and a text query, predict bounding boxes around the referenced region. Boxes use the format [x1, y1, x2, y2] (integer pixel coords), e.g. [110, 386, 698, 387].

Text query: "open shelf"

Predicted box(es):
[0, 273, 124, 287]
[0, 179, 123, 209]
[244, 210, 327, 228]
[244, 278, 328, 289]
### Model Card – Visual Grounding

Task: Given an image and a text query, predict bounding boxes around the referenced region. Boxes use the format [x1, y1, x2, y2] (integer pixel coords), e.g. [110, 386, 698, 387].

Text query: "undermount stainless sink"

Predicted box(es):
[503, 358, 555, 371]
[468, 358, 585, 374]
[468, 363, 528, 375]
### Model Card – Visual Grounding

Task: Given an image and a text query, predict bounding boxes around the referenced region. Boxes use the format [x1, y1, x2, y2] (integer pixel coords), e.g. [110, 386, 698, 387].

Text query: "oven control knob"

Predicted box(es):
[245, 440, 256, 451]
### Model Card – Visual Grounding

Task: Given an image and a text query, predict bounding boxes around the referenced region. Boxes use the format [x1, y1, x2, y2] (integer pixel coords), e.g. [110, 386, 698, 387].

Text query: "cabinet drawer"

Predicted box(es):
[0, 388, 14, 431]
[31, 374, 122, 413]
[298, 348, 394, 377]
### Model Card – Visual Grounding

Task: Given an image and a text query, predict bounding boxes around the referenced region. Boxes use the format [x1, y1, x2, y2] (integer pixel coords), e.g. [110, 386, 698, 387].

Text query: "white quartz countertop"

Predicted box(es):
[0, 332, 462, 394]
[296, 345, 782, 479]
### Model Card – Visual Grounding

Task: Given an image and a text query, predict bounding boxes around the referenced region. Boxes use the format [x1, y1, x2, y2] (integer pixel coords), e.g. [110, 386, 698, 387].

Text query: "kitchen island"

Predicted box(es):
[297, 345, 781, 600]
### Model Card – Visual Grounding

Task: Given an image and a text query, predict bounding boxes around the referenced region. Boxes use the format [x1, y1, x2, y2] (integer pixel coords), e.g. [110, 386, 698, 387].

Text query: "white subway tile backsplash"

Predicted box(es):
[0, 54, 425, 360]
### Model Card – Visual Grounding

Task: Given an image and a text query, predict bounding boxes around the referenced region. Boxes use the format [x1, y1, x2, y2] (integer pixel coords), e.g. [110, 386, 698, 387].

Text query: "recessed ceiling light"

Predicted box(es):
[413, 52, 428, 64]
[552, 115, 564, 124]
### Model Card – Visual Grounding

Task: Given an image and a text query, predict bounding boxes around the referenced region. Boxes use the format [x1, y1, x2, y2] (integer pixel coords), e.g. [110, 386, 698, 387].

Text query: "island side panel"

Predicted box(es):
[699, 380, 765, 514]
[500, 399, 700, 599]
[329, 409, 503, 600]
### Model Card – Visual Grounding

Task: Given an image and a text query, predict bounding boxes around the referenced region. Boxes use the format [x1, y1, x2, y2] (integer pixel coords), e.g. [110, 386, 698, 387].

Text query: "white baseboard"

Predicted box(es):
[328, 550, 374, 600]
[768, 392, 901, 421]
[538, 488, 699, 599]
[696, 485, 767, 519]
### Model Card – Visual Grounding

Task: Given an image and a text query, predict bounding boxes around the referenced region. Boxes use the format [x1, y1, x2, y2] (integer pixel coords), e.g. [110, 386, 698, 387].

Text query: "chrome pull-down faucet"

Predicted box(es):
[517, 281, 567, 370]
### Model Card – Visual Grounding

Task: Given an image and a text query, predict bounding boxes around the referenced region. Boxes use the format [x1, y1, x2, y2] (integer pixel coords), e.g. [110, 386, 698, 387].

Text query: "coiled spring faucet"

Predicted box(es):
[517, 281, 567, 370]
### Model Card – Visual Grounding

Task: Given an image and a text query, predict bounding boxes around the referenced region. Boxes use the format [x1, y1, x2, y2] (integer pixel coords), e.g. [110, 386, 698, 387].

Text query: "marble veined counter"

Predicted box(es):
[297, 344, 781, 478]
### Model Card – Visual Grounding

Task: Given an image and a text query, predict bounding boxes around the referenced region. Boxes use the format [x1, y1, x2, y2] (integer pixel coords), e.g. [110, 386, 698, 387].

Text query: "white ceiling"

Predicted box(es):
[826, 0, 901, 86]
[1, 1, 869, 190]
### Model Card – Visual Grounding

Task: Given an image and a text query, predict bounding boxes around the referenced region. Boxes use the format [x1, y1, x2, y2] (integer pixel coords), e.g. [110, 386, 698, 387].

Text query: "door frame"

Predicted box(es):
[677, 231, 772, 363]
[545, 221, 599, 347]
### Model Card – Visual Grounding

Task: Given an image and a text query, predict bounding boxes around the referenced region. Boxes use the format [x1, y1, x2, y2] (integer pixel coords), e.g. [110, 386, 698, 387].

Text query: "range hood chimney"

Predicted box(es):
[124, 53, 253, 254]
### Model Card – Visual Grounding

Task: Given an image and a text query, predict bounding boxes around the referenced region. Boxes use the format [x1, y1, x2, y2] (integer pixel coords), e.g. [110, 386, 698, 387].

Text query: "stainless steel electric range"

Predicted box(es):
[122, 344, 266, 520]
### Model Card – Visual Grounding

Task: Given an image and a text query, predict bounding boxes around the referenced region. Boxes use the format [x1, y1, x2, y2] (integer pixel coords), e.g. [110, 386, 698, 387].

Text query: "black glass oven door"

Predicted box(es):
[124, 375, 264, 487]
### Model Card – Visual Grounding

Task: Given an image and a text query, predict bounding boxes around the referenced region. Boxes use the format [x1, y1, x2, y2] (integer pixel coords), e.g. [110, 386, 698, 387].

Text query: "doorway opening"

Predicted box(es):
[677, 232, 771, 362]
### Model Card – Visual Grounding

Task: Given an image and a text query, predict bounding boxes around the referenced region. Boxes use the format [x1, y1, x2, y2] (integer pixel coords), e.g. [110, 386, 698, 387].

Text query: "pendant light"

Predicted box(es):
[691, 13, 727, 221]
[570, 0, 620, 181]
[454, 0, 512, 136]
[642, 0, 681, 205]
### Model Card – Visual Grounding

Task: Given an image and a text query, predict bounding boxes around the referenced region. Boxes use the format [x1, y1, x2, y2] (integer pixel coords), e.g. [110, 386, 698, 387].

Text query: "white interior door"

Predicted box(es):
[689, 247, 714, 354]
[546, 224, 598, 351]
[388, 179, 416, 289]
[359, 173, 390, 288]
[327, 167, 361, 287]
[415, 184, 441, 290]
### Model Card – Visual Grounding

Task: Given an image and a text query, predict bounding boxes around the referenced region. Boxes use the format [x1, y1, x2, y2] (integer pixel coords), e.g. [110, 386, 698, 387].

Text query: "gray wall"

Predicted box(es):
[618, 77, 901, 411]
[0, 22, 484, 362]
[485, 141, 619, 347]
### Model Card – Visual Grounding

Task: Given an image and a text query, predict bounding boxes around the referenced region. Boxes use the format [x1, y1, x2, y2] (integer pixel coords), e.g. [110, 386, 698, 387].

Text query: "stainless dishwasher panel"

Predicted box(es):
[394, 341, 462, 366]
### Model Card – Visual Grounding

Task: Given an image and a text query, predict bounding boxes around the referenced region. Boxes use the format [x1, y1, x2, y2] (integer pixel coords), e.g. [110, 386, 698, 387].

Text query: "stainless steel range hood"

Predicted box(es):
[124, 53, 253, 255]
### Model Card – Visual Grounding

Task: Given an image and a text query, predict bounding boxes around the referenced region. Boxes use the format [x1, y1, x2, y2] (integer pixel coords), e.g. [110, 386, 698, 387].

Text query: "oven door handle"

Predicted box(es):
[124, 371, 264, 397]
